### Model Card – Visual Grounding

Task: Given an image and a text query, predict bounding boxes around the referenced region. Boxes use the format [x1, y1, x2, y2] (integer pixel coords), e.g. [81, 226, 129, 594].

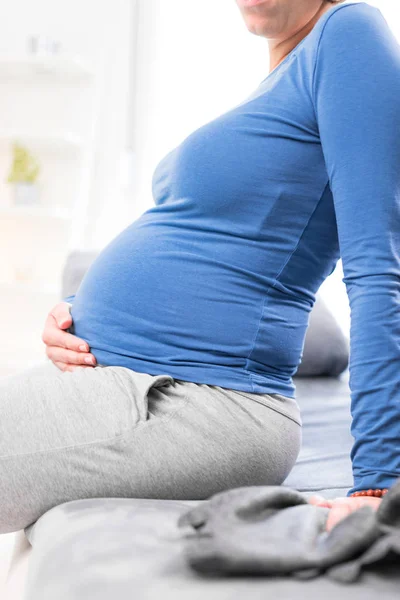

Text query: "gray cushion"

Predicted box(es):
[23, 496, 399, 600]
[282, 373, 352, 493]
[296, 294, 349, 377]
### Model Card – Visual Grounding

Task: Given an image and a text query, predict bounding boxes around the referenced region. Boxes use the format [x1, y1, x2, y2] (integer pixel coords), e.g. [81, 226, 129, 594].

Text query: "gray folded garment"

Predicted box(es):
[177, 478, 400, 583]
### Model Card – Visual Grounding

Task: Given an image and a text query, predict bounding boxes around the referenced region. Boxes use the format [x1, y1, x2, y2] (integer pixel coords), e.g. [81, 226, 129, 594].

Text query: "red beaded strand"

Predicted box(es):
[349, 488, 389, 498]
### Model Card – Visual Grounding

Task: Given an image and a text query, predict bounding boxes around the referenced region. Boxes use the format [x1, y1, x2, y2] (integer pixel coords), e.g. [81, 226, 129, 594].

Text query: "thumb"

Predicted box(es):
[58, 315, 72, 328]
[308, 495, 333, 508]
[58, 307, 72, 329]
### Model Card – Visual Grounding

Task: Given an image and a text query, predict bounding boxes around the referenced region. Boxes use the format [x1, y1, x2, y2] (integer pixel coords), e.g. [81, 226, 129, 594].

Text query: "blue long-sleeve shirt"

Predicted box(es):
[65, 2, 400, 495]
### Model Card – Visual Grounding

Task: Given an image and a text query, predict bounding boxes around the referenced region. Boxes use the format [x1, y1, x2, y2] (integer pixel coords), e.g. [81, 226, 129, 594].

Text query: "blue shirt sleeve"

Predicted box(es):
[312, 4, 400, 494]
[63, 295, 75, 305]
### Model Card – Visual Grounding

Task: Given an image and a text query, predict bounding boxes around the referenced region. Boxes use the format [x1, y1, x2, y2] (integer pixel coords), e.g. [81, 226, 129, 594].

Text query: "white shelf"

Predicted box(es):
[0, 132, 83, 154]
[0, 205, 71, 220]
[0, 55, 93, 82]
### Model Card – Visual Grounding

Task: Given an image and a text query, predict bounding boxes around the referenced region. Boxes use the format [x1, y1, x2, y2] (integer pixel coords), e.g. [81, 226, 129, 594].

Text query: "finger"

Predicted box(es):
[308, 494, 328, 503]
[50, 302, 73, 329]
[325, 504, 353, 532]
[43, 321, 90, 353]
[53, 361, 67, 372]
[47, 346, 97, 366]
[308, 495, 326, 503]
[308, 495, 333, 508]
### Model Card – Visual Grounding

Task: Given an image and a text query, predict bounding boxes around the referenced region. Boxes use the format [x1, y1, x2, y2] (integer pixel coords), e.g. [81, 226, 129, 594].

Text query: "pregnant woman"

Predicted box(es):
[1, 0, 399, 535]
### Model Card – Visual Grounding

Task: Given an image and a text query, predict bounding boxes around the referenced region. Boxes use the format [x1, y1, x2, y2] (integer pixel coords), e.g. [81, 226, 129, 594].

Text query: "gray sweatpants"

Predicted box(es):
[0, 361, 302, 535]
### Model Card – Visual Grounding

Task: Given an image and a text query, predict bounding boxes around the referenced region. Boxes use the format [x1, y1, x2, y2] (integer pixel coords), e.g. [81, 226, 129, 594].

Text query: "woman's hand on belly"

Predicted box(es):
[42, 302, 97, 372]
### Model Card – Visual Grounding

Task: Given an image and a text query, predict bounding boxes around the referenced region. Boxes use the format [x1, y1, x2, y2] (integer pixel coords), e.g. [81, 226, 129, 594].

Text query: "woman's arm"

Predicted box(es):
[312, 3, 400, 495]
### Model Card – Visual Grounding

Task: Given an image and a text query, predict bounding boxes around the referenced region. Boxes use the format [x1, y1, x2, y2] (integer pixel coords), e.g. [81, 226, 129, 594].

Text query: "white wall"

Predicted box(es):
[0, 0, 136, 371]
[129, 0, 274, 223]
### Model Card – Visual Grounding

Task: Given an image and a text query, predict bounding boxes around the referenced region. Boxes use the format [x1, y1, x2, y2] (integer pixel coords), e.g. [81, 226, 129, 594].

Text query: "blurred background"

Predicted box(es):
[0, 0, 398, 378]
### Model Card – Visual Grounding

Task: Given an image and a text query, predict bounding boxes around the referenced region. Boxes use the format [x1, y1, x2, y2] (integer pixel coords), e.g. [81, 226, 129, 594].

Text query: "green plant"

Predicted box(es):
[6, 142, 41, 184]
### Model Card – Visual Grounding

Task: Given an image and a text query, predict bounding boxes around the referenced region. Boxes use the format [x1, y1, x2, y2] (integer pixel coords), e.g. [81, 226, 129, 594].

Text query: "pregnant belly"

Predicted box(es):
[69, 221, 259, 366]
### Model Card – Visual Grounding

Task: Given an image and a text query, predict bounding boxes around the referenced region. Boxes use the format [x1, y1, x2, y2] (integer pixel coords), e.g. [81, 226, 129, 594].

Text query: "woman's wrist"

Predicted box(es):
[347, 475, 400, 498]
[349, 488, 389, 498]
